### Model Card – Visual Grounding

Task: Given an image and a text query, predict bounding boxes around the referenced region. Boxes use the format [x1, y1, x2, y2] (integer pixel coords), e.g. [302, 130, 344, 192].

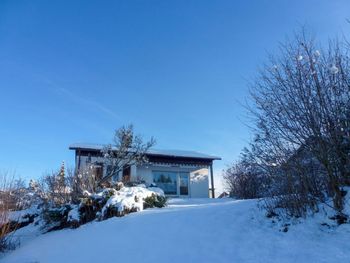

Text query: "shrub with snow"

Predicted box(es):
[101, 186, 165, 219]
[42, 205, 73, 232]
[143, 194, 167, 209]
[41, 185, 166, 230]
[78, 193, 107, 224]
[3, 185, 166, 238]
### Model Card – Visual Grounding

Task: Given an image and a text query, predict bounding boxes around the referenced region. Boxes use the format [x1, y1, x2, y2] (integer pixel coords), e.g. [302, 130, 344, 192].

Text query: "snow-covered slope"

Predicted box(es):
[2, 198, 350, 263]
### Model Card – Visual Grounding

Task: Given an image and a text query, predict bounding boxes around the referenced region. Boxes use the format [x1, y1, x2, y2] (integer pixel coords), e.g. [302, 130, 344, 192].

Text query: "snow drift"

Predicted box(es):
[1, 198, 350, 263]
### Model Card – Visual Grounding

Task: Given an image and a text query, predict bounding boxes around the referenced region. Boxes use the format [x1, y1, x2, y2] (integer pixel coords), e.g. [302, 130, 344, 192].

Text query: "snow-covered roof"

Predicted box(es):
[69, 143, 106, 151]
[69, 143, 221, 160]
[146, 149, 221, 160]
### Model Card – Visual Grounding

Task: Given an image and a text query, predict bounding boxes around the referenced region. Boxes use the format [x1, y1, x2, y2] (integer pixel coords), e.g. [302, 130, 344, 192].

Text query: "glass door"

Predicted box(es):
[179, 173, 189, 195]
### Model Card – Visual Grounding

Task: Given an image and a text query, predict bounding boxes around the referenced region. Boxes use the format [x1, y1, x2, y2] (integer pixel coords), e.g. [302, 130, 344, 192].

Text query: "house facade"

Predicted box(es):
[69, 143, 221, 198]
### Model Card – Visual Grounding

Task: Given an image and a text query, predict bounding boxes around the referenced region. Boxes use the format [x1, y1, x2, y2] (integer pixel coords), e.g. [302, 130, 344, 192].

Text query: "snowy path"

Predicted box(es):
[1, 198, 350, 263]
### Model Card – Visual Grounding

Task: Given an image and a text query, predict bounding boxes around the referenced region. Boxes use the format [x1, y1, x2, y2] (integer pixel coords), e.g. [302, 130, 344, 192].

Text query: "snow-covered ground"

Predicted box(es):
[1, 198, 350, 263]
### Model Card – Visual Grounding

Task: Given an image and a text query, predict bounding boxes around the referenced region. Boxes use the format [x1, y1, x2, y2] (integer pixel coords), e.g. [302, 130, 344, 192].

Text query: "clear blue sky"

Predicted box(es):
[0, 0, 349, 189]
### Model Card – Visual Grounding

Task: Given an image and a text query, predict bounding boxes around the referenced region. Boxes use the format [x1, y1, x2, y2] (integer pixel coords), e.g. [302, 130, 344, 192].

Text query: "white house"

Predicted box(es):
[69, 143, 221, 198]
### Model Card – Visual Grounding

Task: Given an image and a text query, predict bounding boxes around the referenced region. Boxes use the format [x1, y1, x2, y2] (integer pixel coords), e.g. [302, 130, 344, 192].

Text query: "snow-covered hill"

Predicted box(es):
[1, 198, 350, 263]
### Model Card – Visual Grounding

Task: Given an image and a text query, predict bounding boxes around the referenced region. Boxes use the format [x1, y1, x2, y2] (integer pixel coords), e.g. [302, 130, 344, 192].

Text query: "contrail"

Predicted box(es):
[38, 76, 121, 121]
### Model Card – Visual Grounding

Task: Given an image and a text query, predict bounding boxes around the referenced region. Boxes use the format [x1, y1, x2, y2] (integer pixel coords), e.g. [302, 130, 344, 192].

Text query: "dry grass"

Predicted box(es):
[0, 171, 19, 252]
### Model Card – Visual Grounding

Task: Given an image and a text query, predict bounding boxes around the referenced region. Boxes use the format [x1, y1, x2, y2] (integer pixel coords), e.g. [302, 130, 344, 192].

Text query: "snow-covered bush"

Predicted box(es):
[102, 188, 118, 199]
[78, 194, 107, 224]
[40, 185, 166, 231]
[23, 179, 45, 208]
[2, 206, 41, 239]
[67, 206, 80, 228]
[101, 186, 165, 219]
[2, 185, 166, 239]
[42, 205, 73, 232]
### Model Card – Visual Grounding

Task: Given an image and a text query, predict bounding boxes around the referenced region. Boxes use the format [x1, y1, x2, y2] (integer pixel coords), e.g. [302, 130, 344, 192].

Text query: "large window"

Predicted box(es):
[153, 171, 177, 195]
[153, 171, 189, 195]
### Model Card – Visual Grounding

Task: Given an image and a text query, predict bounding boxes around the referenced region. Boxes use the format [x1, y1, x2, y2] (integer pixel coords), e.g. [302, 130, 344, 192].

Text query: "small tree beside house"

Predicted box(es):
[100, 124, 156, 186]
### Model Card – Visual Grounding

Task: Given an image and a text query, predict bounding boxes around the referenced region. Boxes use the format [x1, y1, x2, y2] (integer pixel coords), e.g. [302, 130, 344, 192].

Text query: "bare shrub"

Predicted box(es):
[223, 146, 272, 200]
[0, 171, 20, 252]
[40, 162, 71, 206]
[224, 162, 266, 199]
[66, 166, 100, 204]
[242, 31, 350, 219]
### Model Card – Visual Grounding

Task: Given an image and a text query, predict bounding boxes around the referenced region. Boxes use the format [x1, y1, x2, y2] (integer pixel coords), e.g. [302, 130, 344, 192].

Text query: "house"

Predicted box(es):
[69, 143, 221, 198]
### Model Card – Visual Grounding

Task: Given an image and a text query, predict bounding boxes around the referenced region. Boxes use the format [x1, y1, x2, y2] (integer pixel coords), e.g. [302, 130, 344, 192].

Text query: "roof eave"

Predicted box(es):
[69, 145, 221, 161]
[145, 153, 221, 161]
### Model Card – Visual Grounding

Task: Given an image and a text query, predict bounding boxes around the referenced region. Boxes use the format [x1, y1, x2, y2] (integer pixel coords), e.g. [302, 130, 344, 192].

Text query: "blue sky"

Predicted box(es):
[0, 0, 349, 189]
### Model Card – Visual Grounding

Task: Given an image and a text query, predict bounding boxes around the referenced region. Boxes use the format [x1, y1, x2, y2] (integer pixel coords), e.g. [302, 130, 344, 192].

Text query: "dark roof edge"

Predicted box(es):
[69, 145, 221, 161]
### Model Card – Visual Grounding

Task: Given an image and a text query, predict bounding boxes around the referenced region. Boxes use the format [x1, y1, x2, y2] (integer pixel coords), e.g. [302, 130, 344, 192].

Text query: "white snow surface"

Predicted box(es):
[7, 206, 40, 224]
[1, 198, 350, 263]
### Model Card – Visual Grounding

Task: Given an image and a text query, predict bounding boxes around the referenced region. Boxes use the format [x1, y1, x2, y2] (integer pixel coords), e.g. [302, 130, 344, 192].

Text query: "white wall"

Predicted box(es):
[190, 168, 209, 198]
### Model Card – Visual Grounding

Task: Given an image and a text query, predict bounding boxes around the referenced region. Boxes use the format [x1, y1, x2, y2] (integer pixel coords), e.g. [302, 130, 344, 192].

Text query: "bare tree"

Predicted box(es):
[100, 124, 156, 184]
[248, 32, 350, 215]
[40, 162, 71, 206]
[224, 149, 270, 199]
[67, 166, 99, 202]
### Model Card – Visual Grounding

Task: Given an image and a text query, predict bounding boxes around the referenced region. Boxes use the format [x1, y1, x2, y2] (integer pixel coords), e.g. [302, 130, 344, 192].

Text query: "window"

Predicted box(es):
[153, 171, 177, 195]
[153, 171, 189, 196]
